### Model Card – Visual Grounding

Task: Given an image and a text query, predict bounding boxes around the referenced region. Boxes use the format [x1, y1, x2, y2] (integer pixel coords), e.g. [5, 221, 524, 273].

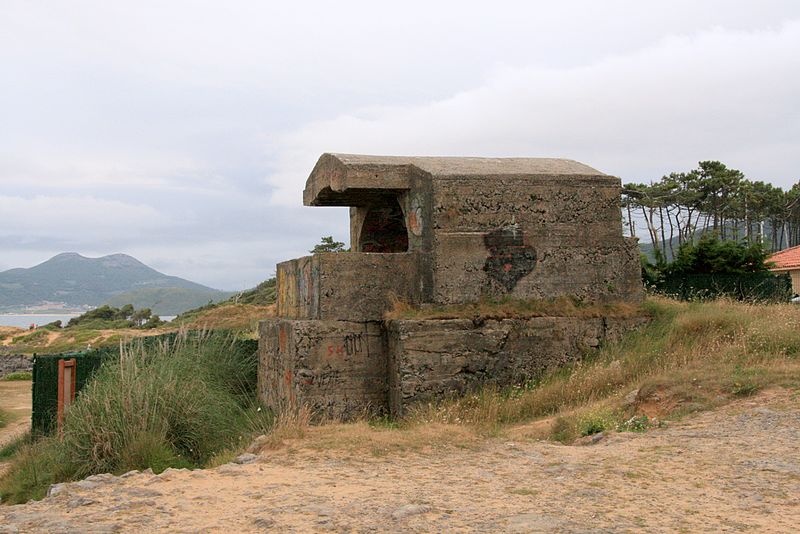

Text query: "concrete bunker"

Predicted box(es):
[260, 153, 645, 418]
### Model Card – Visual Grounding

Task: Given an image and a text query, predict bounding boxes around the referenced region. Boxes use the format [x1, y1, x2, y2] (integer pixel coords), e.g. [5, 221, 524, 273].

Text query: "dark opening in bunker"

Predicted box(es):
[358, 197, 409, 253]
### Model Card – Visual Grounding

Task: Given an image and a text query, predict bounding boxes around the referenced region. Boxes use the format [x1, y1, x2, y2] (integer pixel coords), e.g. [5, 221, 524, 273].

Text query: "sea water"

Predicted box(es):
[0, 314, 80, 329]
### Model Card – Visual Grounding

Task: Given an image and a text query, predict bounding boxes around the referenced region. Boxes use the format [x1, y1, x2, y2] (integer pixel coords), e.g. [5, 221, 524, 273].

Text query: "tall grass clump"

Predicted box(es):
[0, 332, 272, 504]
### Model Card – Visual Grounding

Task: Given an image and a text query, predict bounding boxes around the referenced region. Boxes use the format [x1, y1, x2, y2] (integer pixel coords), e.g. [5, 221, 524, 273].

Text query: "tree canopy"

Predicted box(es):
[310, 236, 347, 253]
[623, 161, 800, 263]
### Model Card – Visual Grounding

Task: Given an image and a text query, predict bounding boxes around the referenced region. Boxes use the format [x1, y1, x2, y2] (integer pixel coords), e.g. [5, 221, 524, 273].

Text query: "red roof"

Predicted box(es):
[768, 245, 800, 271]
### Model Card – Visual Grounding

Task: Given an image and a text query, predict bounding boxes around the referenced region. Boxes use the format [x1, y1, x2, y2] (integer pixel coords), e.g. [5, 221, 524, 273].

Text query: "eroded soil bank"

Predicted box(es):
[1, 389, 798, 533]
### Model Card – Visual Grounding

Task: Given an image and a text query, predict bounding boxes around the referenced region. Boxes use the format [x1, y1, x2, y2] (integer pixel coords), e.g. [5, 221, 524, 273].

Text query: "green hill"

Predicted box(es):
[0, 252, 230, 314]
[104, 287, 234, 316]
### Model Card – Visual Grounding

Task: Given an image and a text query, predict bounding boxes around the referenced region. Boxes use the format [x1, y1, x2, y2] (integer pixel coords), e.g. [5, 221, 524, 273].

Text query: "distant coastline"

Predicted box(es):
[0, 313, 80, 329]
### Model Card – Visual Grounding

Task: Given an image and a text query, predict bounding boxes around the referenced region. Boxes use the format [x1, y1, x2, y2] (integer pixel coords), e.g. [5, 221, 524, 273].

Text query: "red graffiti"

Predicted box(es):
[279, 327, 287, 352]
[327, 344, 345, 356]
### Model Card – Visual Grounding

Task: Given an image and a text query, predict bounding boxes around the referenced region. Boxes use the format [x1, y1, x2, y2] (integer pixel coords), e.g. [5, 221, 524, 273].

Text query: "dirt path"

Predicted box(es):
[0, 381, 31, 479]
[1, 389, 799, 533]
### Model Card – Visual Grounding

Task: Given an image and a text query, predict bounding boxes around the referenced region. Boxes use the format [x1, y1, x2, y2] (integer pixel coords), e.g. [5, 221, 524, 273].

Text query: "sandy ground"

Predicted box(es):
[0, 381, 31, 479]
[0, 388, 798, 533]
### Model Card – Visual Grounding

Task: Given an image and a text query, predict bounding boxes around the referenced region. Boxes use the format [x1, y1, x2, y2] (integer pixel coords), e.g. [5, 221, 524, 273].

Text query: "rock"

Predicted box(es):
[120, 470, 140, 478]
[253, 517, 275, 529]
[623, 388, 640, 406]
[575, 432, 605, 446]
[218, 463, 244, 475]
[305, 504, 335, 517]
[47, 483, 69, 498]
[125, 487, 163, 498]
[85, 473, 116, 484]
[234, 453, 259, 465]
[391, 504, 431, 520]
[67, 497, 97, 507]
[74, 479, 101, 490]
[247, 435, 269, 453]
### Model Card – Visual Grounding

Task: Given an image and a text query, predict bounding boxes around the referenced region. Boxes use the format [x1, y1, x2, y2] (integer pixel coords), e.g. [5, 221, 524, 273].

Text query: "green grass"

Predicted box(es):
[0, 408, 10, 429]
[0, 332, 273, 504]
[1, 371, 32, 381]
[0, 433, 30, 461]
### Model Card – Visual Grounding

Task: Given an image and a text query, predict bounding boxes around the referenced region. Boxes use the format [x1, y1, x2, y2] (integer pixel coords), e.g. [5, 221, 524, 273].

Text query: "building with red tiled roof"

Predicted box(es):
[768, 245, 800, 294]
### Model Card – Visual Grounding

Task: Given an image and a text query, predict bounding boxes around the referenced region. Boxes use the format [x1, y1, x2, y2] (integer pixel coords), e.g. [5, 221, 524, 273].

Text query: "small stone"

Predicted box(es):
[217, 463, 244, 475]
[47, 483, 69, 498]
[67, 497, 96, 507]
[391, 504, 431, 520]
[247, 435, 269, 454]
[234, 453, 259, 465]
[120, 470, 140, 478]
[253, 517, 275, 528]
[85, 473, 116, 484]
[125, 487, 163, 498]
[74, 479, 100, 490]
[623, 388, 640, 406]
[575, 432, 605, 446]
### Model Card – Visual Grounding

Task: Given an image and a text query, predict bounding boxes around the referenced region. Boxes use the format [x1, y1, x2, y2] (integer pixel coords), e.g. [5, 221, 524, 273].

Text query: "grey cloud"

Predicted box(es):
[1, 1, 798, 287]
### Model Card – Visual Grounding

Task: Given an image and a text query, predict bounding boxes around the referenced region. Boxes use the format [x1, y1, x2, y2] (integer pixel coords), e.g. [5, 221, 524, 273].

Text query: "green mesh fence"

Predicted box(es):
[652, 272, 792, 303]
[31, 348, 115, 436]
[31, 334, 259, 436]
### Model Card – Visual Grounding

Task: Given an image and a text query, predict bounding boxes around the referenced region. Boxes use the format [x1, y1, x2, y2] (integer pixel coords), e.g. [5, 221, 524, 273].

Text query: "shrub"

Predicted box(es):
[618, 415, 651, 432]
[2, 371, 32, 381]
[577, 411, 615, 436]
[0, 332, 272, 503]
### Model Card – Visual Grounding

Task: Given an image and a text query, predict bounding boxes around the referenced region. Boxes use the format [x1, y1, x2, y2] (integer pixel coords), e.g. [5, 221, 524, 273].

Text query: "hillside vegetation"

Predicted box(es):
[104, 287, 234, 316]
[3, 297, 799, 504]
[174, 278, 277, 330]
[1, 278, 277, 354]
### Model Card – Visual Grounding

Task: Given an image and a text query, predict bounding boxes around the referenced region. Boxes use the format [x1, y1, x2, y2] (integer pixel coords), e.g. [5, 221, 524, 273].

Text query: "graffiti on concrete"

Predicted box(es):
[483, 225, 537, 291]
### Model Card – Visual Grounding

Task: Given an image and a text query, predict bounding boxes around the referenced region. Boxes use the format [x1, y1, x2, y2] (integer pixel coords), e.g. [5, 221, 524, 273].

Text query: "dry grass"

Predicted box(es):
[182, 304, 275, 331]
[252, 406, 312, 450]
[4, 303, 274, 354]
[385, 295, 644, 321]
[0, 326, 23, 344]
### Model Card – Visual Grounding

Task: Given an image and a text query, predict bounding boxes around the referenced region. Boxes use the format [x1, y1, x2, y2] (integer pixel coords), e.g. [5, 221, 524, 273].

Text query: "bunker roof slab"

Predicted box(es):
[304, 153, 610, 206]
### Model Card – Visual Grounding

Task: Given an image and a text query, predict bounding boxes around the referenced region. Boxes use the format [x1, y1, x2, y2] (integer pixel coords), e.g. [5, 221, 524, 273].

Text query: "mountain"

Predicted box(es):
[0, 253, 233, 315]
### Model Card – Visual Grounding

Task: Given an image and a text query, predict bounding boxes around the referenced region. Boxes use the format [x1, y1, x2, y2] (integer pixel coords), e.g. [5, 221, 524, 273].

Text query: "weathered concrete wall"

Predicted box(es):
[430, 176, 642, 305]
[259, 314, 648, 419]
[0, 354, 33, 378]
[387, 315, 649, 416]
[276, 252, 422, 322]
[258, 318, 387, 419]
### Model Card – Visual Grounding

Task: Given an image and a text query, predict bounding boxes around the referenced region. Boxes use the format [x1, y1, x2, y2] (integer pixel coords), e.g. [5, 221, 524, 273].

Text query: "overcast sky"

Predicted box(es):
[1, 1, 799, 290]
